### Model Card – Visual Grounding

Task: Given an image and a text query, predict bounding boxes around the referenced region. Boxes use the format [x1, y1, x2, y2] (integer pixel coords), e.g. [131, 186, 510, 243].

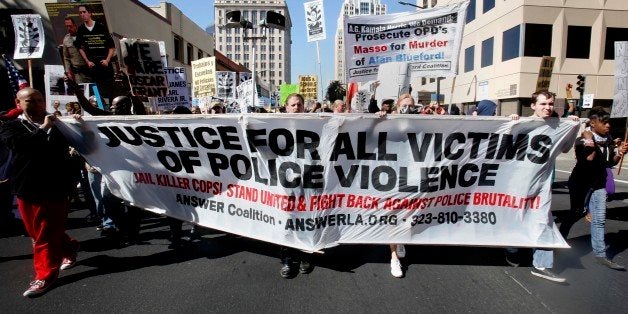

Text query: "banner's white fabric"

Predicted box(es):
[12, 14, 45, 59]
[58, 115, 578, 251]
[343, 1, 468, 83]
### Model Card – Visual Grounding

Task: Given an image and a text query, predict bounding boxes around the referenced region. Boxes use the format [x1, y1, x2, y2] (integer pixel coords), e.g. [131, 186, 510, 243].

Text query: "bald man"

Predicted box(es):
[0, 88, 80, 297]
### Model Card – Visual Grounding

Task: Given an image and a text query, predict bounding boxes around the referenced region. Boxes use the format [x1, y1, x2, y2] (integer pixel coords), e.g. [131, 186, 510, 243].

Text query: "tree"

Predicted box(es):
[326, 80, 345, 102]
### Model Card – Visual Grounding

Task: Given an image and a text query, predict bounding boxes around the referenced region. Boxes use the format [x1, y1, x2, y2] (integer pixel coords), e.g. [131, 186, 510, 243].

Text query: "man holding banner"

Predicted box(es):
[508, 90, 579, 282]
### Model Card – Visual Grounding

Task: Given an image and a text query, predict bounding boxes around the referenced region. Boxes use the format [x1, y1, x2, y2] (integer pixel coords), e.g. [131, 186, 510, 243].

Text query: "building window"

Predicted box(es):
[197, 50, 204, 60]
[604, 27, 628, 60]
[173, 35, 182, 61]
[566, 26, 592, 59]
[421, 77, 426, 85]
[261, 54, 266, 60]
[502, 25, 521, 61]
[466, 0, 476, 23]
[187, 44, 194, 65]
[481, 37, 493, 67]
[524, 24, 552, 57]
[483, 0, 494, 13]
[429, 78, 435, 83]
[235, 53, 240, 59]
[464, 46, 474, 72]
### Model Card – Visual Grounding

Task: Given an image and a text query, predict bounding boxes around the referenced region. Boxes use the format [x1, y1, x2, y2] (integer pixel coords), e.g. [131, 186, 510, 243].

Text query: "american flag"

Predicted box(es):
[2, 53, 29, 100]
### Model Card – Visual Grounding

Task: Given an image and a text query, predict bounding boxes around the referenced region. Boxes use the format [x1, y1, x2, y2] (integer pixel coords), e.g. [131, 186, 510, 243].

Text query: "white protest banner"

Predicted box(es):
[304, 0, 326, 42]
[58, 115, 578, 251]
[12, 14, 45, 59]
[298, 75, 318, 100]
[44, 64, 78, 115]
[152, 67, 189, 111]
[216, 71, 237, 99]
[235, 78, 257, 112]
[611, 42, 628, 118]
[344, 1, 468, 83]
[120, 38, 168, 97]
[192, 57, 216, 108]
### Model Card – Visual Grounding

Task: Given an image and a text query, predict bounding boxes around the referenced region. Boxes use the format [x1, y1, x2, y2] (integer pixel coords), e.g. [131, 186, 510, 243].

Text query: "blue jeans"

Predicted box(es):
[506, 248, 553, 269]
[89, 171, 115, 229]
[587, 188, 607, 257]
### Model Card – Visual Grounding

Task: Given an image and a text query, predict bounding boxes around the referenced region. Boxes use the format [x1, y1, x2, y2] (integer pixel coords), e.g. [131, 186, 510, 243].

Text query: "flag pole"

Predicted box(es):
[27, 59, 33, 87]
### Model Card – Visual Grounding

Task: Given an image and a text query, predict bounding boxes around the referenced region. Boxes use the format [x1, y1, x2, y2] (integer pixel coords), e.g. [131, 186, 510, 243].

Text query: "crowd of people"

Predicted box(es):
[1, 82, 626, 298]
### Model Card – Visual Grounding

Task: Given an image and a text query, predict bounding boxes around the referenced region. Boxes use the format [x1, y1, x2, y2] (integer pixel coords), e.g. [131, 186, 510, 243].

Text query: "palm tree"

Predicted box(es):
[325, 80, 346, 102]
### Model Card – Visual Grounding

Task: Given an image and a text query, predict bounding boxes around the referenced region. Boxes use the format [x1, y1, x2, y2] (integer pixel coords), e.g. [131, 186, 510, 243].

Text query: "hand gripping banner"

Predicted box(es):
[57, 115, 578, 251]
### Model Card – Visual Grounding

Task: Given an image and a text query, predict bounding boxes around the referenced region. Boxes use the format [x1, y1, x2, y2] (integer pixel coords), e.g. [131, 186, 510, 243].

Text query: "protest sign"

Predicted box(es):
[343, 1, 468, 83]
[120, 38, 167, 97]
[216, 71, 237, 99]
[298, 75, 318, 101]
[44, 65, 79, 115]
[151, 67, 189, 111]
[45, 1, 110, 48]
[280, 84, 300, 105]
[11, 14, 45, 59]
[535, 56, 555, 92]
[304, 0, 326, 42]
[58, 115, 578, 251]
[191, 57, 216, 108]
[235, 78, 258, 112]
[611, 42, 628, 118]
[239, 72, 252, 84]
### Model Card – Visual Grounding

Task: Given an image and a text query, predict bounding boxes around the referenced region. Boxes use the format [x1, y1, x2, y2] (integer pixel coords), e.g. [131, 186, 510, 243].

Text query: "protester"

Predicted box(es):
[395, 93, 416, 115]
[507, 90, 579, 282]
[563, 106, 626, 270]
[0, 88, 81, 297]
[62, 16, 89, 83]
[279, 93, 313, 278]
[475, 100, 496, 116]
[332, 100, 346, 113]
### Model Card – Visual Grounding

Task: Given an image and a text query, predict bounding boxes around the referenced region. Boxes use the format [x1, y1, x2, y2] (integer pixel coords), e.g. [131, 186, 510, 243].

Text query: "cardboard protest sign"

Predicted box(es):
[58, 115, 578, 251]
[611, 42, 628, 118]
[44, 64, 78, 115]
[191, 57, 216, 108]
[11, 14, 45, 59]
[535, 56, 555, 92]
[151, 67, 189, 111]
[120, 38, 167, 97]
[304, 0, 326, 42]
[216, 71, 237, 99]
[298, 75, 318, 101]
[344, 1, 468, 83]
[235, 78, 258, 112]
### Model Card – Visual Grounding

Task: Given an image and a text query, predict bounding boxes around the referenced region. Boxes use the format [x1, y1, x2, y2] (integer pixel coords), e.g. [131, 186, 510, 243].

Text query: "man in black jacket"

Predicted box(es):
[0, 88, 80, 297]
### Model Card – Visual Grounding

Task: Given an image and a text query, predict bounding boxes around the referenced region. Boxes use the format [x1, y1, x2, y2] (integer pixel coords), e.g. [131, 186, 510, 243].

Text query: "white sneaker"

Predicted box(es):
[390, 259, 403, 278]
[396, 244, 406, 259]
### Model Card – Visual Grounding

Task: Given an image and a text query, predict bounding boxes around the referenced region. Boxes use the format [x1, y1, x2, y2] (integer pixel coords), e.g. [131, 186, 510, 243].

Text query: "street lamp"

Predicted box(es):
[223, 11, 285, 111]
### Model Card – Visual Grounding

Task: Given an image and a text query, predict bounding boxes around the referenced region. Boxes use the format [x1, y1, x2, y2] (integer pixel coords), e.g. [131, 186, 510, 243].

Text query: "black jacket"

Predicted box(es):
[0, 118, 74, 201]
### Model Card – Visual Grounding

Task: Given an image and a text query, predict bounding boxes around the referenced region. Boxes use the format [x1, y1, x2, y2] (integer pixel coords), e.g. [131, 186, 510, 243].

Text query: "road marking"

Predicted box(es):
[555, 169, 628, 185]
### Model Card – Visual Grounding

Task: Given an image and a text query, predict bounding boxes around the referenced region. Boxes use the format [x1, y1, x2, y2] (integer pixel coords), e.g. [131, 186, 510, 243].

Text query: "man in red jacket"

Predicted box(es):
[0, 88, 80, 297]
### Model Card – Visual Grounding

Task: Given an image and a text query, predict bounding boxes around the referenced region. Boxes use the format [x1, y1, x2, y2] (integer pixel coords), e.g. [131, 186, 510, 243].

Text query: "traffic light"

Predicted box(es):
[576, 74, 585, 94]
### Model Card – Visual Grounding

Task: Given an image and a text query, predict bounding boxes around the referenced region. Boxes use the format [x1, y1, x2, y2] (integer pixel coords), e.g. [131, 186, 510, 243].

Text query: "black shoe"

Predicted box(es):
[505, 251, 520, 267]
[596, 257, 626, 271]
[530, 268, 566, 283]
[299, 260, 313, 274]
[280, 263, 293, 278]
[100, 227, 117, 237]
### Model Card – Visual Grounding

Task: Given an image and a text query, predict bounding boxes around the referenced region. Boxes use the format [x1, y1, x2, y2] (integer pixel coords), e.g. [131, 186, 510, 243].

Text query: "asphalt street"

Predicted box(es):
[0, 153, 626, 313]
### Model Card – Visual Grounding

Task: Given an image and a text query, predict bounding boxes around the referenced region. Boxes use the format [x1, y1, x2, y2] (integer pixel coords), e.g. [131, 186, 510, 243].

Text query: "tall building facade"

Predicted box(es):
[412, 0, 628, 116]
[214, 0, 291, 95]
[334, 0, 387, 84]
